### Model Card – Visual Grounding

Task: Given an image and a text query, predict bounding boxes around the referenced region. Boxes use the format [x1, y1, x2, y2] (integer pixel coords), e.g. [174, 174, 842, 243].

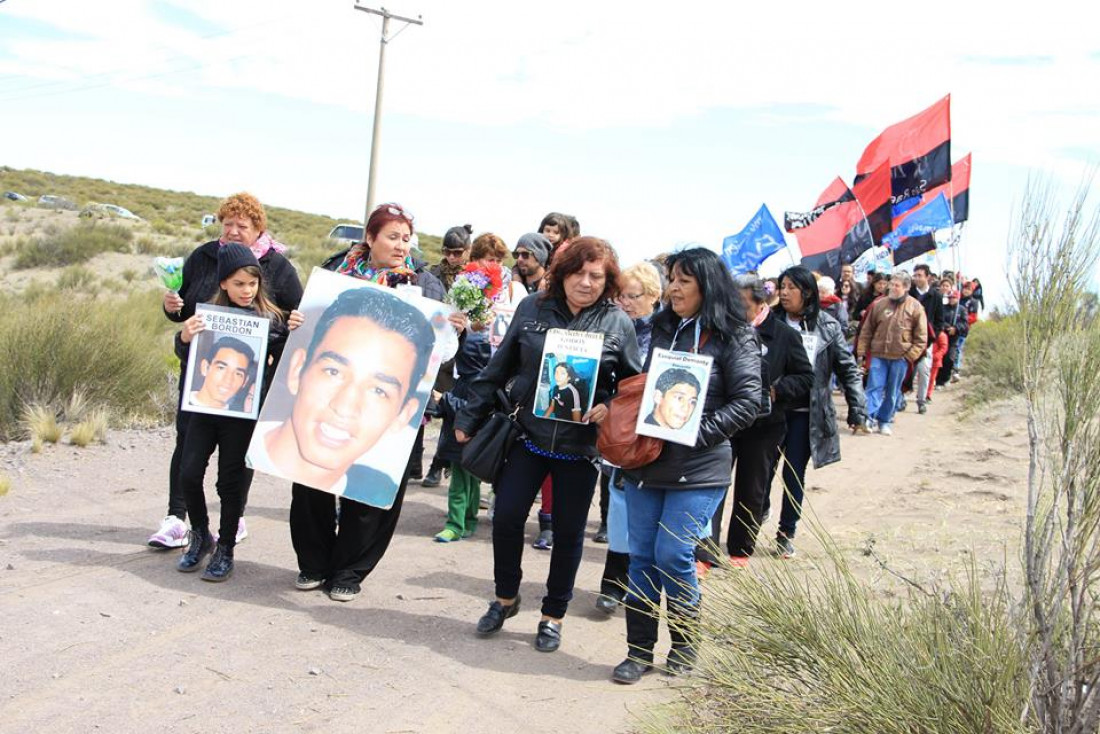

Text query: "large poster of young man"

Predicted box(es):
[181, 304, 269, 420]
[247, 268, 452, 509]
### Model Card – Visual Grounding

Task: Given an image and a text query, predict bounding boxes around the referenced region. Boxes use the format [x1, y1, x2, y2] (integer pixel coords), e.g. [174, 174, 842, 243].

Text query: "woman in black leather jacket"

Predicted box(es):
[455, 237, 641, 653]
[611, 248, 762, 684]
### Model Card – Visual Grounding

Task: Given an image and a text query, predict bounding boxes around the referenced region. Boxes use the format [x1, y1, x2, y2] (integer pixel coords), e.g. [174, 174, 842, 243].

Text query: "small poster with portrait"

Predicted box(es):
[246, 268, 454, 509]
[533, 329, 603, 424]
[181, 304, 270, 420]
[488, 303, 517, 355]
[635, 348, 714, 447]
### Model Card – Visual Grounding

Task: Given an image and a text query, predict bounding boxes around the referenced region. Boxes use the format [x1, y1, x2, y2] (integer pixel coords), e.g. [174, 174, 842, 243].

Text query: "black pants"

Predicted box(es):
[290, 465, 412, 591]
[492, 442, 597, 618]
[408, 424, 426, 477]
[704, 421, 787, 561]
[179, 413, 256, 547]
[167, 370, 190, 520]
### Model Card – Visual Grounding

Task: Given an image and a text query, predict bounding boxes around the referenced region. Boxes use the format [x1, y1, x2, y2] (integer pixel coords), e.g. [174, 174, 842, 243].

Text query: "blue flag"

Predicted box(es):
[883, 193, 952, 250]
[722, 204, 786, 274]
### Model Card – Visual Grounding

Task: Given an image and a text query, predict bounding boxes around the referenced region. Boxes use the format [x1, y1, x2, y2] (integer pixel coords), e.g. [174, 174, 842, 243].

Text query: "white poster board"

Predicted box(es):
[247, 268, 453, 509]
[533, 328, 603, 424]
[181, 304, 270, 420]
[634, 348, 713, 447]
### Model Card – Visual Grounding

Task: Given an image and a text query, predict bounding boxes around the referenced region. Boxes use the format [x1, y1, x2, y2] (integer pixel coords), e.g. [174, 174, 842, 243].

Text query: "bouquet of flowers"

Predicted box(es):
[153, 256, 184, 292]
[446, 262, 503, 325]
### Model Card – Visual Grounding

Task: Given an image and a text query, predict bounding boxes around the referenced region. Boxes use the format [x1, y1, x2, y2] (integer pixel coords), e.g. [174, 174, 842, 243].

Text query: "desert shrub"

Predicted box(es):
[57, 265, 98, 292]
[0, 290, 176, 439]
[22, 404, 62, 444]
[121, 268, 138, 283]
[150, 218, 177, 236]
[13, 220, 133, 269]
[132, 235, 158, 254]
[643, 554, 1032, 734]
[964, 316, 1026, 407]
[70, 408, 109, 447]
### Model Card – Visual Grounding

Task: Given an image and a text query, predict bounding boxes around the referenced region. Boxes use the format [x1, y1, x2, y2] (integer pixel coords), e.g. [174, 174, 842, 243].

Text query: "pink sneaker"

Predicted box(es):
[148, 515, 188, 549]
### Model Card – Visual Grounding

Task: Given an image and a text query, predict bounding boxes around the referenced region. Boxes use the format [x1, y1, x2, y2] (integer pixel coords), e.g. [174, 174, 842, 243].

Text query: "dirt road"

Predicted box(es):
[0, 385, 1027, 733]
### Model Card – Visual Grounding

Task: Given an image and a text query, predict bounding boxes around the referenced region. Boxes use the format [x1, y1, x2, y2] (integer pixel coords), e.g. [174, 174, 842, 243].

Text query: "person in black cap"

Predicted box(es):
[430, 224, 474, 291]
[173, 243, 294, 582]
[512, 233, 550, 294]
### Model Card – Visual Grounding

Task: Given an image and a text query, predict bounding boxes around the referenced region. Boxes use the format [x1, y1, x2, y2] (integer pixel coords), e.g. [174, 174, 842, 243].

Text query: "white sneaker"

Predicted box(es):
[148, 515, 188, 549]
[212, 518, 249, 545]
[878, 424, 893, 436]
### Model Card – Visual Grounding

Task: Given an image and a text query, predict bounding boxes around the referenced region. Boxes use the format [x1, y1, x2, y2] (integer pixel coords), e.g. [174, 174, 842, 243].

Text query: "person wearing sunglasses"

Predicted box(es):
[429, 224, 474, 291]
[511, 232, 551, 294]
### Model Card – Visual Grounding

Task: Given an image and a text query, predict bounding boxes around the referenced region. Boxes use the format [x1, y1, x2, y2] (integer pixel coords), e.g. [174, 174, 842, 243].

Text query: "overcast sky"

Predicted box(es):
[2, 0, 1098, 307]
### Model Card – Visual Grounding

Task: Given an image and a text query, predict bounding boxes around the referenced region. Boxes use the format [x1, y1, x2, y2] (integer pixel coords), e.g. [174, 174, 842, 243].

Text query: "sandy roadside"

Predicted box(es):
[0, 384, 1027, 734]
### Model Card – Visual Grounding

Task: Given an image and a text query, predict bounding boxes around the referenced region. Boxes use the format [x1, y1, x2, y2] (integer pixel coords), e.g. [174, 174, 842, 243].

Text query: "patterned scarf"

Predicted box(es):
[335, 247, 419, 287]
[219, 231, 287, 260]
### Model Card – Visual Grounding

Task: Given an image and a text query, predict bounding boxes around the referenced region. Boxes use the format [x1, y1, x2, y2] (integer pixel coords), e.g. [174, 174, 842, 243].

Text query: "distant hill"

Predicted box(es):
[0, 166, 443, 264]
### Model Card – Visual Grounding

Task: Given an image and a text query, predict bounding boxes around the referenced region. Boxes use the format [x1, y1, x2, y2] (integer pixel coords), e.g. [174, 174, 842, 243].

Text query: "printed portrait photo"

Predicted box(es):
[180, 305, 269, 420]
[247, 269, 450, 509]
[635, 349, 713, 447]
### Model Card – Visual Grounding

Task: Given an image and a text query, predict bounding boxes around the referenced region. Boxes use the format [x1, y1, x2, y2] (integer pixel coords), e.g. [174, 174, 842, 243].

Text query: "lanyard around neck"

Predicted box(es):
[672, 317, 703, 353]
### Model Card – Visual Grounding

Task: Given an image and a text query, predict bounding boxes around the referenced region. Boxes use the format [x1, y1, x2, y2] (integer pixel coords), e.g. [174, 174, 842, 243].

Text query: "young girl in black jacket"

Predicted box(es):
[174, 244, 297, 581]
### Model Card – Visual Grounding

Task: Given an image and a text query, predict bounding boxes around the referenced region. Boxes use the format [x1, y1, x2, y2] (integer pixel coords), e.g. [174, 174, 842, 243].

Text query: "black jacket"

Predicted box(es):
[943, 302, 970, 340]
[791, 311, 867, 469]
[436, 333, 492, 464]
[164, 240, 303, 324]
[456, 294, 641, 458]
[910, 285, 945, 338]
[750, 310, 814, 429]
[320, 248, 445, 302]
[625, 311, 762, 490]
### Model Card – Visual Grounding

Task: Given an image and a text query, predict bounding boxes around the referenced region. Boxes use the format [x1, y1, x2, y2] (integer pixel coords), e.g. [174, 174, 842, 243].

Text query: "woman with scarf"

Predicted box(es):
[289, 202, 464, 602]
[150, 192, 303, 551]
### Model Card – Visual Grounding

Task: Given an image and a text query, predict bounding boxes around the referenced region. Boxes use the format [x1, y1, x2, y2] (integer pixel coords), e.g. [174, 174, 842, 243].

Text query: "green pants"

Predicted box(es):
[444, 466, 481, 536]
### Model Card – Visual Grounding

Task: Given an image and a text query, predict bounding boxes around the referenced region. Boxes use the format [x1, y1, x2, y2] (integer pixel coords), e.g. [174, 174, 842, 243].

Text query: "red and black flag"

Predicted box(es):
[852, 162, 892, 244]
[856, 95, 951, 204]
[793, 180, 872, 278]
[784, 177, 850, 231]
[950, 153, 970, 223]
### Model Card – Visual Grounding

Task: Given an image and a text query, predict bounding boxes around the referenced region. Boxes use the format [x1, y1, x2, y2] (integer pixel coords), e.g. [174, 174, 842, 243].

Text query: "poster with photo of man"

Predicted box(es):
[181, 304, 269, 420]
[533, 329, 603, 424]
[246, 268, 452, 509]
[635, 348, 713, 447]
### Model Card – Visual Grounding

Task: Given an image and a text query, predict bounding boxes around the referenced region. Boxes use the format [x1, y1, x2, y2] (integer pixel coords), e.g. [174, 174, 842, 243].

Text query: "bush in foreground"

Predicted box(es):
[0, 290, 176, 439]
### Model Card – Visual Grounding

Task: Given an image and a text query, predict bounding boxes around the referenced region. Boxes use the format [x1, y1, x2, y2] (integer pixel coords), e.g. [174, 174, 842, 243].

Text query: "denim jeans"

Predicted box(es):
[867, 357, 908, 426]
[623, 478, 725, 610]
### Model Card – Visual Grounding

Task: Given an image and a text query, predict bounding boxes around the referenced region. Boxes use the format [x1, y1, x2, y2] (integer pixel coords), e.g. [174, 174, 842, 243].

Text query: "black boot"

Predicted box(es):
[612, 605, 658, 684]
[596, 550, 629, 615]
[666, 603, 700, 676]
[177, 527, 213, 573]
[202, 542, 234, 582]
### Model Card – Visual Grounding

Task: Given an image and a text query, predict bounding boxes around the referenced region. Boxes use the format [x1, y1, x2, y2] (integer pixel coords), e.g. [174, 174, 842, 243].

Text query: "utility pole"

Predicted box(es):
[353, 3, 423, 228]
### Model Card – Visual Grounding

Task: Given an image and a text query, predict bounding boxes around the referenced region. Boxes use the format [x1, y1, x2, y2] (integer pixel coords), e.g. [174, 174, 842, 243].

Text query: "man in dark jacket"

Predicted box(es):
[908, 264, 943, 411]
[512, 232, 551, 294]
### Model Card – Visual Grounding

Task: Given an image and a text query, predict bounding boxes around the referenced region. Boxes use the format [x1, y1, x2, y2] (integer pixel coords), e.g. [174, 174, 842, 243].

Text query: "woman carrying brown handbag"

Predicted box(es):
[610, 247, 761, 684]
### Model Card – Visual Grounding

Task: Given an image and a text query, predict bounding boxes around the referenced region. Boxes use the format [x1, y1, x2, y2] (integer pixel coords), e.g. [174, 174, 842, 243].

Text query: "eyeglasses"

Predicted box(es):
[513, 250, 533, 260]
[444, 248, 466, 256]
[617, 292, 645, 302]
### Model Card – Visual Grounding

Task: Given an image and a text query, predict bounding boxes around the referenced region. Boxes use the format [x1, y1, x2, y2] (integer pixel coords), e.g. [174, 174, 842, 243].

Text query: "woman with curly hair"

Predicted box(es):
[149, 192, 303, 552]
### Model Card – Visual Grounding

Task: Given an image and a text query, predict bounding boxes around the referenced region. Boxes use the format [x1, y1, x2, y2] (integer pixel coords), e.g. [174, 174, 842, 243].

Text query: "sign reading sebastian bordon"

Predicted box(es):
[181, 304, 270, 420]
[634, 348, 713, 447]
[246, 268, 453, 509]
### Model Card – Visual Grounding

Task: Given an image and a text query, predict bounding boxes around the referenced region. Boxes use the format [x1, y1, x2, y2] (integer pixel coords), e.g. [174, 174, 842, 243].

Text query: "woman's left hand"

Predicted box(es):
[583, 403, 609, 425]
[288, 309, 306, 331]
[448, 311, 468, 333]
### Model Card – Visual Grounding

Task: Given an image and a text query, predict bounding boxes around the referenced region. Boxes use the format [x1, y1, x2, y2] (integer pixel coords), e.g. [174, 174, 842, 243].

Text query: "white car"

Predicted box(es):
[328, 223, 365, 245]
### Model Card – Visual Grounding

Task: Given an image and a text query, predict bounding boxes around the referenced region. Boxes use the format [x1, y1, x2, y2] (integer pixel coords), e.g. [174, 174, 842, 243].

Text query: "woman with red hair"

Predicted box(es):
[456, 237, 641, 653]
[289, 202, 465, 603]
